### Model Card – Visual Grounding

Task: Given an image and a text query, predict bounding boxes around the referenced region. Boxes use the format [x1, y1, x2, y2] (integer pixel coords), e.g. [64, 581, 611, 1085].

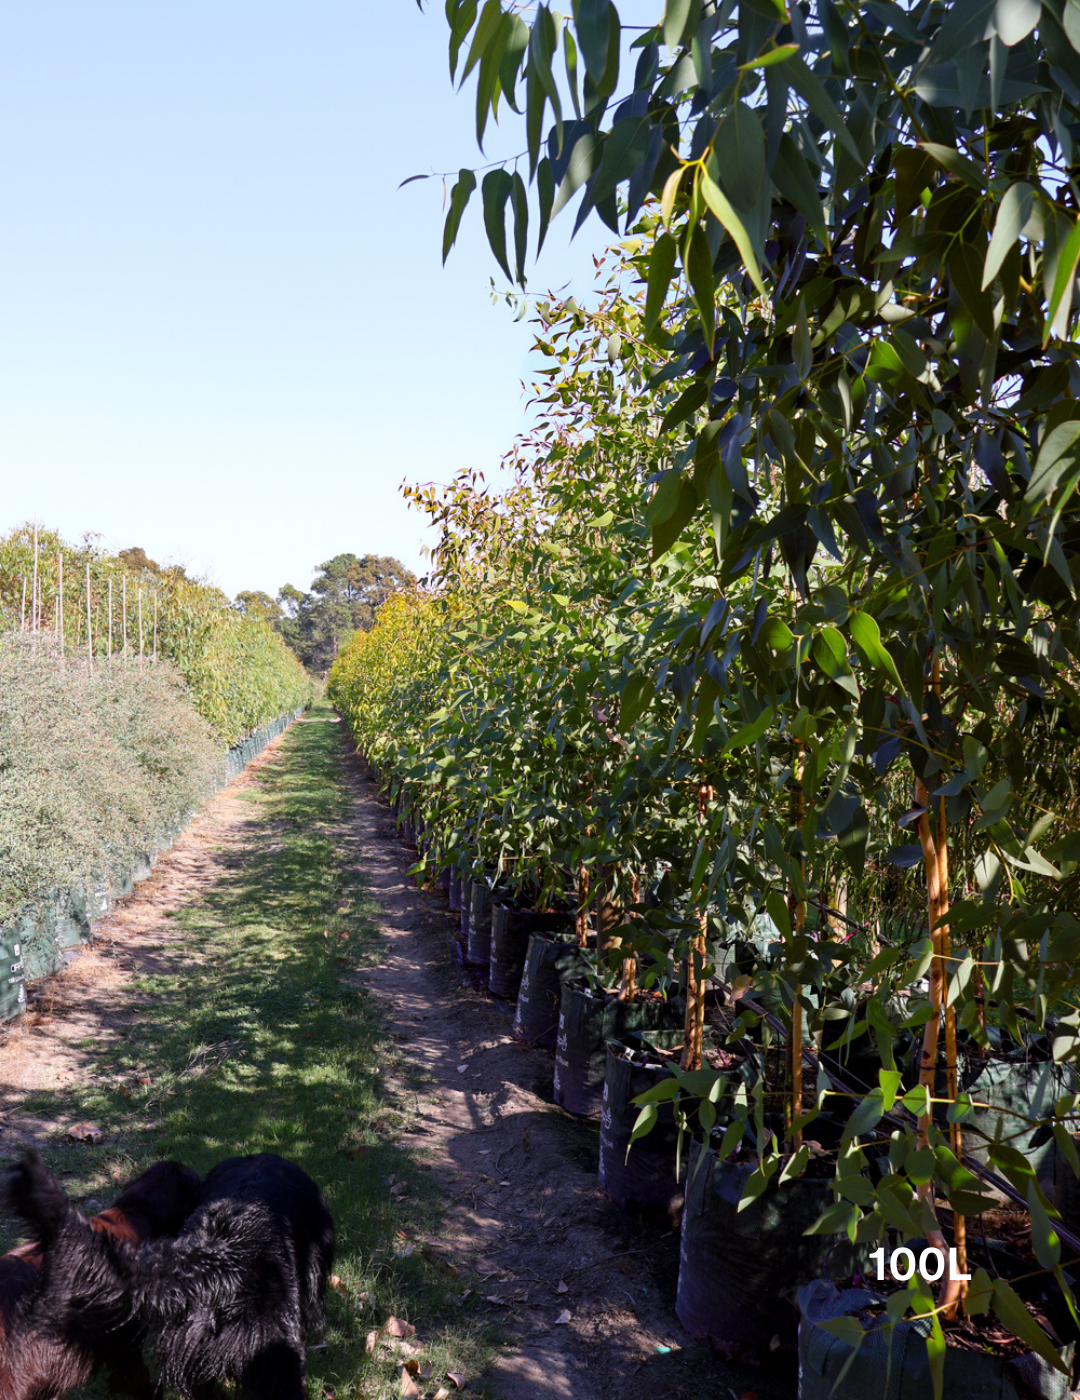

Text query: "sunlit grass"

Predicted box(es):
[2, 703, 499, 1398]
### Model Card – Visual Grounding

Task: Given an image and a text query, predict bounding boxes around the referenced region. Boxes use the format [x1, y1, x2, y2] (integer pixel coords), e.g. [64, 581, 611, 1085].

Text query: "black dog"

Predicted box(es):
[7, 1152, 335, 1400]
[0, 1152, 201, 1400]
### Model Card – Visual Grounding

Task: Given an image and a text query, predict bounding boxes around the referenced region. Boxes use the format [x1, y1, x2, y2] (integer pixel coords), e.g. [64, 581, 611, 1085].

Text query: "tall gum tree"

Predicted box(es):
[425, 0, 1080, 1375]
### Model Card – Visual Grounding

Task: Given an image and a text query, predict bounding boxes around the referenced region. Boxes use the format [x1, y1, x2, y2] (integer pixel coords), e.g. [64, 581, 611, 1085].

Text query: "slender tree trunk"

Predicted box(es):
[680, 913, 707, 1071]
[576, 861, 590, 949]
[681, 782, 714, 1071]
[595, 864, 621, 963]
[916, 768, 964, 1316]
[938, 787, 966, 1289]
[618, 872, 639, 1003]
[789, 742, 805, 1151]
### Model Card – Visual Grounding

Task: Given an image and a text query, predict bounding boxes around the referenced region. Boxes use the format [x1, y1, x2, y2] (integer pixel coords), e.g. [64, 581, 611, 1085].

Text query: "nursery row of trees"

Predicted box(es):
[0, 526, 312, 744]
[330, 205, 1080, 1375]
[388, 0, 1080, 1379]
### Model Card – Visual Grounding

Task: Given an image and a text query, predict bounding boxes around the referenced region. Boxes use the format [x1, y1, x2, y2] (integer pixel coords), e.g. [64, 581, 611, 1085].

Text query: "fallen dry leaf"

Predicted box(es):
[554, 1309, 571, 1325]
[136, 1075, 151, 1085]
[365, 1331, 380, 1356]
[329, 1275, 349, 1297]
[456, 1064, 468, 1074]
[434, 1390, 451, 1400]
[555, 1280, 568, 1294]
[385, 1316, 416, 1339]
[418, 1362, 433, 1380]
[446, 1373, 468, 1392]
[400, 1366, 422, 1397]
[739, 1392, 758, 1400]
[67, 1123, 102, 1145]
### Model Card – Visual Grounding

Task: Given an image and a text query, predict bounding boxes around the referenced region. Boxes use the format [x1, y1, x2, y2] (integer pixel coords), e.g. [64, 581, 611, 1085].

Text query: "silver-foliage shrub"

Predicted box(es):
[0, 635, 221, 923]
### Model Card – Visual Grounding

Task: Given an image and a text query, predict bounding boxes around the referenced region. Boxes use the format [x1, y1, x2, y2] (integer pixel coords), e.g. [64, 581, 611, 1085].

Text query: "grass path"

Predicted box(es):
[1, 704, 497, 1399]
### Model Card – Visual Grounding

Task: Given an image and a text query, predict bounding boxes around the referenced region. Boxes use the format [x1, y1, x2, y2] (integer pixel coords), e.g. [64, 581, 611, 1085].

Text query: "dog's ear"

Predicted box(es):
[1, 1150, 78, 1246]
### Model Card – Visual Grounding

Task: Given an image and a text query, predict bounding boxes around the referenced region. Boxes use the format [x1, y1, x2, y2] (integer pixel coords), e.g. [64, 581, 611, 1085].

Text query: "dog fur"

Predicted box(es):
[0, 1152, 201, 1400]
[6, 1152, 334, 1400]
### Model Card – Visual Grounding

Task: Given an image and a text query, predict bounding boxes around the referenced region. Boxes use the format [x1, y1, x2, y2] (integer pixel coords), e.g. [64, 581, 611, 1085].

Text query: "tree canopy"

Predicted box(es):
[277, 554, 417, 673]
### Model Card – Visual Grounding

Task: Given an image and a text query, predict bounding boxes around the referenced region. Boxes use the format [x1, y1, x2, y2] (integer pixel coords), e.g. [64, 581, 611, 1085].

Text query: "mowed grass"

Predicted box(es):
[1, 703, 499, 1399]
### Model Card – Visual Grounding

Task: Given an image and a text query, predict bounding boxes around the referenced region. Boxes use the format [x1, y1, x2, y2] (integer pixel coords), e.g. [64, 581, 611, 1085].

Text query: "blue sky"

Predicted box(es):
[0, 2, 636, 598]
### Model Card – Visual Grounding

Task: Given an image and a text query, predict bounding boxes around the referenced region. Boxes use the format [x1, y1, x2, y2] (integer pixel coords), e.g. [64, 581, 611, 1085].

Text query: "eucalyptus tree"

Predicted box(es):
[430, 0, 1080, 1370]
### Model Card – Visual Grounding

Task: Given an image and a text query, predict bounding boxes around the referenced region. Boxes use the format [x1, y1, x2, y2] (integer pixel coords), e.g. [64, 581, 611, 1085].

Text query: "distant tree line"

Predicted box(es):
[235, 553, 416, 674]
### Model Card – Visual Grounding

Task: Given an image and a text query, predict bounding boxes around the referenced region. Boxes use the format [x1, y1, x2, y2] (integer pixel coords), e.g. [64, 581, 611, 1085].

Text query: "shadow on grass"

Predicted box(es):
[2, 703, 500, 1400]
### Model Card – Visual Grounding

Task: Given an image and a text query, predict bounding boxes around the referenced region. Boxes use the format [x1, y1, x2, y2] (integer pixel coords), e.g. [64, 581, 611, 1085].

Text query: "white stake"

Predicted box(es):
[86, 563, 93, 677]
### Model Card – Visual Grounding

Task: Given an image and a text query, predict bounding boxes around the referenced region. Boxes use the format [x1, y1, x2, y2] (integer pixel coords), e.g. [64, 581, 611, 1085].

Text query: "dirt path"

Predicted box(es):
[0, 732, 289, 1150]
[0, 718, 797, 1400]
[338, 742, 797, 1400]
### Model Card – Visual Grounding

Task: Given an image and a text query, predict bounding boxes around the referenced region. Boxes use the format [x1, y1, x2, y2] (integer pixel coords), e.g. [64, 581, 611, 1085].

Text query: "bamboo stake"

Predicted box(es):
[138, 587, 144, 660]
[85, 563, 93, 677]
[153, 590, 158, 661]
[54, 553, 60, 638]
[122, 575, 128, 663]
[108, 578, 113, 658]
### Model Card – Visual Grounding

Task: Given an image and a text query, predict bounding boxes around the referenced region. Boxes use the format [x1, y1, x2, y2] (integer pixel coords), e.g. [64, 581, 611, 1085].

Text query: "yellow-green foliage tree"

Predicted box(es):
[327, 589, 444, 773]
[0, 525, 311, 745]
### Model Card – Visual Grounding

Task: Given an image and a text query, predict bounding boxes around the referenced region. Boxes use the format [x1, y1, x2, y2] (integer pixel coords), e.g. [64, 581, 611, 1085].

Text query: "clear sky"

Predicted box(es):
[0, 2, 633, 598]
